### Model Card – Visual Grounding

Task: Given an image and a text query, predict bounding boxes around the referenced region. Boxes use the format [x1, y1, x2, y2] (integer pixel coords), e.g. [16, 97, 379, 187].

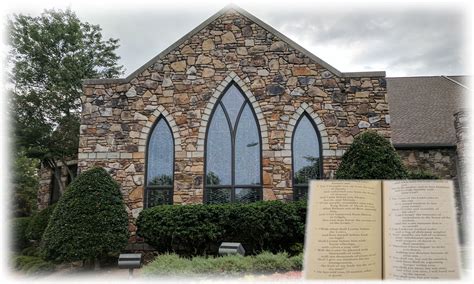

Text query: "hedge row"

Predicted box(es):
[137, 200, 307, 256]
[142, 252, 303, 277]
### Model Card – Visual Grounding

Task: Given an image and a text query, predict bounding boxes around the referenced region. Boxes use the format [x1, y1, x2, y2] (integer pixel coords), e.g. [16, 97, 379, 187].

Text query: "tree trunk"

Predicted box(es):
[48, 158, 64, 193]
[60, 157, 74, 182]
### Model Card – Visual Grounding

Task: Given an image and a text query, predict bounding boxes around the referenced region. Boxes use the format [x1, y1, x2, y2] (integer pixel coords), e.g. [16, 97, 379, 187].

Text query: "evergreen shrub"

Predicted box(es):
[41, 167, 129, 263]
[137, 200, 307, 256]
[26, 204, 56, 242]
[12, 217, 32, 251]
[407, 169, 439, 179]
[335, 131, 408, 179]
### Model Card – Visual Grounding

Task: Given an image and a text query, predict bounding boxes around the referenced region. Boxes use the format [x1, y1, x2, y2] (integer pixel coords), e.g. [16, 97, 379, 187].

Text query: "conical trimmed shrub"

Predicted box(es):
[335, 131, 408, 179]
[42, 167, 129, 262]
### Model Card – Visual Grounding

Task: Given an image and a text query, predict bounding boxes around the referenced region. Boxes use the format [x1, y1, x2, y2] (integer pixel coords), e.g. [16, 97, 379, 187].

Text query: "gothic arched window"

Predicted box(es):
[292, 112, 323, 200]
[205, 83, 262, 204]
[145, 116, 174, 207]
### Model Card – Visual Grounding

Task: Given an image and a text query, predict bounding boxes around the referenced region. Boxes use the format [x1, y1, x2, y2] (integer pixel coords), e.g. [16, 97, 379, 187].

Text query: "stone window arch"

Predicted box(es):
[204, 82, 262, 204]
[144, 115, 174, 207]
[292, 111, 323, 200]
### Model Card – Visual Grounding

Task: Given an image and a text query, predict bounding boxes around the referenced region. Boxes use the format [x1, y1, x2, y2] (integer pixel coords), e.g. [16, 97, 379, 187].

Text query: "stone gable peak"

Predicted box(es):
[83, 5, 384, 86]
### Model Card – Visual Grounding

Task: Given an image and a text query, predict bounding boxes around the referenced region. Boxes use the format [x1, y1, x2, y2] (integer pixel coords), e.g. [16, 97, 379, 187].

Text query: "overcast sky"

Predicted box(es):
[2, 0, 472, 77]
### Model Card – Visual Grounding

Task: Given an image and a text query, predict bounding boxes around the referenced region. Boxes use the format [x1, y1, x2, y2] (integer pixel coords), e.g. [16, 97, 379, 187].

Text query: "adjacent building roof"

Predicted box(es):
[387, 76, 470, 147]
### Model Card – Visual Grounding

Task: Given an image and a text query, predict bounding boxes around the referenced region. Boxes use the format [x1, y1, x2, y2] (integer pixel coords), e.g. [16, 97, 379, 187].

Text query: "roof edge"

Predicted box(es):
[341, 71, 386, 77]
[441, 75, 471, 90]
[83, 4, 386, 85]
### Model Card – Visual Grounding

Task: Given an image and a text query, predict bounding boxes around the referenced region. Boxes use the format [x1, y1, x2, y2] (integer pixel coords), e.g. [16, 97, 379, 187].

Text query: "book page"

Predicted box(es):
[304, 180, 382, 279]
[383, 180, 460, 279]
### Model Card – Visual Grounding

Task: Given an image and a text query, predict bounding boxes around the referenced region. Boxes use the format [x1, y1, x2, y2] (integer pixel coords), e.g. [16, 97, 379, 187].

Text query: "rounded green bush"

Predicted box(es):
[41, 167, 129, 262]
[26, 204, 56, 242]
[335, 131, 408, 179]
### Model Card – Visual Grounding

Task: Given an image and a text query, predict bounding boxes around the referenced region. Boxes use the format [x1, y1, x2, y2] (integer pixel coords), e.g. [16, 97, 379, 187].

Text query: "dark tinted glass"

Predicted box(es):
[235, 103, 260, 185]
[293, 115, 320, 184]
[206, 104, 232, 185]
[147, 119, 174, 186]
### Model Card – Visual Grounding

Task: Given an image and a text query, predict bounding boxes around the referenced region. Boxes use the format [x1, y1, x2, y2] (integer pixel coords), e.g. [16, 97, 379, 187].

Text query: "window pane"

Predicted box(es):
[293, 115, 320, 184]
[147, 119, 174, 186]
[235, 103, 260, 185]
[235, 188, 260, 203]
[207, 188, 231, 204]
[221, 84, 245, 129]
[294, 186, 308, 201]
[206, 104, 232, 185]
[147, 188, 173, 207]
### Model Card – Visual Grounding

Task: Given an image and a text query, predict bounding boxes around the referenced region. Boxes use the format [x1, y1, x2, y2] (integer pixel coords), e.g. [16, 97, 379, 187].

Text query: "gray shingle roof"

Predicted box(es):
[387, 76, 469, 147]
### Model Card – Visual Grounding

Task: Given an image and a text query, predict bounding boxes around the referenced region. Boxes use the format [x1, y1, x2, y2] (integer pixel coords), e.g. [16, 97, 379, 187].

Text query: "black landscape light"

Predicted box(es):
[118, 253, 142, 279]
[218, 242, 245, 256]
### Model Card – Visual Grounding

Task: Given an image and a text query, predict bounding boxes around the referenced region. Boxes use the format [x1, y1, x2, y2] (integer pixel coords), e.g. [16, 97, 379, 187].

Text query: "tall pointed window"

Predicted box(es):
[292, 113, 323, 200]
[145, 116, 174, 207]
[205, 83, 262, 204]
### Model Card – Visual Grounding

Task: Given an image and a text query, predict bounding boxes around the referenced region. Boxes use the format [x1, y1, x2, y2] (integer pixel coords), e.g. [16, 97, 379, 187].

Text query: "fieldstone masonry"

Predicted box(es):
[397, 148, 458, 179]
[78, 8, 390, 241]
[37, 160, 77, 210]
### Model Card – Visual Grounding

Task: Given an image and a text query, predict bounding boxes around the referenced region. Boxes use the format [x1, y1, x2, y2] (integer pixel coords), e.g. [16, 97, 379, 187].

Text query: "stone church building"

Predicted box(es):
[37, 5, 469, 242]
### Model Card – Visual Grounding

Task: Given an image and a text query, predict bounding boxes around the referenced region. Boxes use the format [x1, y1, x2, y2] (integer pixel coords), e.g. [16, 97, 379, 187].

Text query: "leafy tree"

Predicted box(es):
[294, 156, 320, 184]
[205, 172, 229, 204]
[149, 175, 173, 186]
[206, 171, 221, 185]
[41, 167, 129, 265]
[8, 9, 124, 186]
[13, 150, 40, 217]
[335, 131, 408, 179]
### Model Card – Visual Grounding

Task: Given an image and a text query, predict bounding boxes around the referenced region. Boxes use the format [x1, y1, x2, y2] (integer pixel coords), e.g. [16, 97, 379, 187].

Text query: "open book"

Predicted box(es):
[304, 180, 460, 280]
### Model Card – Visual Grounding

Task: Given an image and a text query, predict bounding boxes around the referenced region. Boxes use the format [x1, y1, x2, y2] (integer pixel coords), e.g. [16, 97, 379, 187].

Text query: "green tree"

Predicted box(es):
[206, 171, 221, 185]
[335, 131, 408, 179]
[42, 167, 129, 266]
[13, 150, 40, 217]
[294, 156, 320, 184]
[149, 174, 173, 186]
[8, 8, 124, 184]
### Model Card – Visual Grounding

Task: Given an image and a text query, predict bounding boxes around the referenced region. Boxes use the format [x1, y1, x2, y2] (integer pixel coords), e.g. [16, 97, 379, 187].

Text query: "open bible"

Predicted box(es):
[304, 180, 461, 280]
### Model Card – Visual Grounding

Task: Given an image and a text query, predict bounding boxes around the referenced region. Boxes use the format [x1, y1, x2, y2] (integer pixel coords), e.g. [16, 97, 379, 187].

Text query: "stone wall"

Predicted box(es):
[37, 161, 77, 211]
[397, 147, 464, 233]
[78, 9, 390, 241]
[397, 148, 458, 179]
